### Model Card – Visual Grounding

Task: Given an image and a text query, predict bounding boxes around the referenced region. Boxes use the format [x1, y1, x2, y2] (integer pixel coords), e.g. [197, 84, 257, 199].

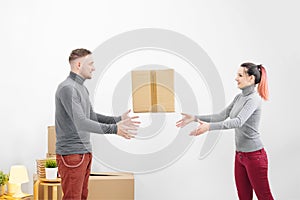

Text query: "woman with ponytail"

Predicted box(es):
[176, 62, 274, 200]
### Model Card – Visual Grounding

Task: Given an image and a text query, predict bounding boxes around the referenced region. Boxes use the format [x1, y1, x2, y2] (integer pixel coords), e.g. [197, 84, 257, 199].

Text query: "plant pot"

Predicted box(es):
[45, 167, 58, 180]
[0, 185, 5, 196]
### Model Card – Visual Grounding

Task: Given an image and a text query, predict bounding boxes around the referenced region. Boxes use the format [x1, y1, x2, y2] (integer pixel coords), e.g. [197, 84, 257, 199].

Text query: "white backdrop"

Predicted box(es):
[0, 0, 299, 199]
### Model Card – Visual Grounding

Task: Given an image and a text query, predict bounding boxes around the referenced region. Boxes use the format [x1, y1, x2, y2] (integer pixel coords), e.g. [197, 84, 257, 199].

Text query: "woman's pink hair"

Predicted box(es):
[257, 65, 269, 100]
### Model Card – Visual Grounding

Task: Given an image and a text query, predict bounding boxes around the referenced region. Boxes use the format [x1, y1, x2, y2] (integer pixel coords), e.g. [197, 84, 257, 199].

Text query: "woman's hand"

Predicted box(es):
[189, 120, 210, 136]
[176, 113, 195, 128]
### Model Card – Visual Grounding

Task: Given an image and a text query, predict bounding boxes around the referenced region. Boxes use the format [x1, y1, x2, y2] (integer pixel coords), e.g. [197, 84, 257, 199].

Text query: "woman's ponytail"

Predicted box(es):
[257, 65, 269, 100]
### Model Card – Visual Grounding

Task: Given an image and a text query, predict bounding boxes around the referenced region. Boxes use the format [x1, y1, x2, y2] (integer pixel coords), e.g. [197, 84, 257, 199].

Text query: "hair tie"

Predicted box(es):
[257, 64, 262, 71]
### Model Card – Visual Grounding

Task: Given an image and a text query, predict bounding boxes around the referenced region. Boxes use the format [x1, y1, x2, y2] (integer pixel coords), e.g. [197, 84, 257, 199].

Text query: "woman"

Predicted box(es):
[176, 62, 274, 200]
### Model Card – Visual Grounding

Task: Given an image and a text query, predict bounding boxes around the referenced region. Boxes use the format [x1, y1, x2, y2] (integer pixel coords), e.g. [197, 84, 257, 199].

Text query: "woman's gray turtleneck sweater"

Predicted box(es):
[196, 85, 264, 152]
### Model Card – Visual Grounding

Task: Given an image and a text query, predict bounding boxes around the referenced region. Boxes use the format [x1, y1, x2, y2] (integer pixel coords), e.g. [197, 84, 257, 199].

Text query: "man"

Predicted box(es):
[55, 48, 140, 200]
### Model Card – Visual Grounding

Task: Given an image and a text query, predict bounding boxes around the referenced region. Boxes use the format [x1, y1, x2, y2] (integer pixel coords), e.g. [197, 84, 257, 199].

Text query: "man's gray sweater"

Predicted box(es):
[196, 85, 264, 152]
[55, 72, 121, 155]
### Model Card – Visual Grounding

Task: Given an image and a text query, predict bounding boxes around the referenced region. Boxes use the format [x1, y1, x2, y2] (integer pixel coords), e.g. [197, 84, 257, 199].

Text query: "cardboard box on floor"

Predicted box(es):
[33, 173, 134, 200]
[88, 172, 134, 200]
[131, 69, 174, 113]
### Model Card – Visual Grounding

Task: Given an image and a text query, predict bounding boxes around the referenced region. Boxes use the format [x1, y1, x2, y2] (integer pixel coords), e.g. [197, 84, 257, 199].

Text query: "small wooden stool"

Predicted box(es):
[34, 178, 62, 200]
[40, 182, 61, 200]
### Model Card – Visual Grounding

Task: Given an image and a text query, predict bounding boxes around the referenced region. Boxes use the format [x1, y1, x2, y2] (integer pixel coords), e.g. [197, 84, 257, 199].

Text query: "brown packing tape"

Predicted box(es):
[151, 70, 158, 112]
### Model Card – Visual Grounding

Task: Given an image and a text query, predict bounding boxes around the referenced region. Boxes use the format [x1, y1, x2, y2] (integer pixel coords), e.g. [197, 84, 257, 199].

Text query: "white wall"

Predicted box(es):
[0, 0, 299, 199]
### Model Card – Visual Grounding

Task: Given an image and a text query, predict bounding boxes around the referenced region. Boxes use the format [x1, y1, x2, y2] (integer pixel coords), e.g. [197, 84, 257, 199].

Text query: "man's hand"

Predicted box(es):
[117, 110, 140, 139]
[189, 120, 210, 136]
[121, 109, 132, 120]
[176, 113, 195, 128]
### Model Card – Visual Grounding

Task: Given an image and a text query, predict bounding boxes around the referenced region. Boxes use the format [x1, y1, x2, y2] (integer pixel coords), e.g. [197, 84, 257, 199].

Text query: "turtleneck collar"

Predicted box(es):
[69, 71, 85, 85]
[242, 84, 255, 96]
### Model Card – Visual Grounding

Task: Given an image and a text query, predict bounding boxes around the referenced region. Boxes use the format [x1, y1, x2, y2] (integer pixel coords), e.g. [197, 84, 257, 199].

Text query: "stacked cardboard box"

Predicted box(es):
[35, 126, 56, 181]
[47, 126, 56, 158]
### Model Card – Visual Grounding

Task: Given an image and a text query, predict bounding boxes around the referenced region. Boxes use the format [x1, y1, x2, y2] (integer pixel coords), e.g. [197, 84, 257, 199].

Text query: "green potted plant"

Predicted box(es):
[0, 170, 9, 196]
[45, 159, 58, 180]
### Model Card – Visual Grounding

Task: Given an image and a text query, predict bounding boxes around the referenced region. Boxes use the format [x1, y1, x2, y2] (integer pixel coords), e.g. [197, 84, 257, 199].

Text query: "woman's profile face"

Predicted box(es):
[235, 67, 255, 89]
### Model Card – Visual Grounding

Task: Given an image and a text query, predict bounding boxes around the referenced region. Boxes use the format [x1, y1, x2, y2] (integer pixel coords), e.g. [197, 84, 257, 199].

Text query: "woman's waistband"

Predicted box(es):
[236, 148, 265, 155]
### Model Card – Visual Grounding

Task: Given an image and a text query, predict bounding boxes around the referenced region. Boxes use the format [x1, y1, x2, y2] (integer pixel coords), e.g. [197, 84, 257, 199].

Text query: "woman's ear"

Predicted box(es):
[249, 75, 255, 83]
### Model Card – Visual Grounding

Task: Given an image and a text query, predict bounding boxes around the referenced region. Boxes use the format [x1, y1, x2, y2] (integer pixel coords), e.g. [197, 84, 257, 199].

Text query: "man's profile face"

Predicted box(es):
[78, 54, 95, 79]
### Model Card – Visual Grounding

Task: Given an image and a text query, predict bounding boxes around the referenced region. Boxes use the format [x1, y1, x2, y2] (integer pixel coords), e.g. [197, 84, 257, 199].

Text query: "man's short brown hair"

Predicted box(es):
[69, 48, 92, 63]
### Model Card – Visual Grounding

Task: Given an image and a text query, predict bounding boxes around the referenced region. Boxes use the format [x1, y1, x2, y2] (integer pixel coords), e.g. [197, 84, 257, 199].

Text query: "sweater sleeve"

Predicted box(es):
[59, 86, 117, 134]
[90, 106, 121, 124]
[195, 95, 240, 122]
[209, 97, 260, 131]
